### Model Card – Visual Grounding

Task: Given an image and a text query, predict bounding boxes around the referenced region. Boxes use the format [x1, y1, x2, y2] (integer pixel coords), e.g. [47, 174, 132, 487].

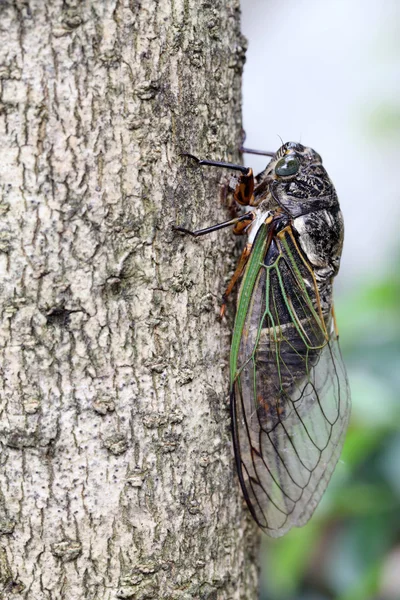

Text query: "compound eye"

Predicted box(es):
[275, 154, 300, 177]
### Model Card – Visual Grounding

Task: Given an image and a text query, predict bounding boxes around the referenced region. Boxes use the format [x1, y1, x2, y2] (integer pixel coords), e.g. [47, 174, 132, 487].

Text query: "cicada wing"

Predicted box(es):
[231, 227, 351, 537]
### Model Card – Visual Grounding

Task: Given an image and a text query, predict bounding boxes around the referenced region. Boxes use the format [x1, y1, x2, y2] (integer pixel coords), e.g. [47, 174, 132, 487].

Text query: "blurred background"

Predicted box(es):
[240, 1, 400, 599]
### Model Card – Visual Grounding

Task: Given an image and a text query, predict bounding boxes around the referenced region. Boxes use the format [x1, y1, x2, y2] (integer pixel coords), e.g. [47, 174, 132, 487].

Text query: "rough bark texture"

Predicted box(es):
[0, 1, 259, 599]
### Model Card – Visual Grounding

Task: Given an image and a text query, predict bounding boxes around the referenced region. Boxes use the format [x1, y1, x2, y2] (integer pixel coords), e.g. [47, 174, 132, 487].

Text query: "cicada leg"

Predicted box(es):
[239, 129, 275, 157]
[177, 153, 259, 315]
[181, 152, 249, 175]
[181, 152, 256, 206]
[234, 168, 255, 206]
[240, 146, 275, 158]
[172, 212, 254, 238]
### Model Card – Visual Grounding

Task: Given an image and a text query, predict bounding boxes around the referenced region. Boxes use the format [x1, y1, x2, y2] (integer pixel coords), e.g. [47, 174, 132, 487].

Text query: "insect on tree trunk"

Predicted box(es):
[0, 1, 259, 599]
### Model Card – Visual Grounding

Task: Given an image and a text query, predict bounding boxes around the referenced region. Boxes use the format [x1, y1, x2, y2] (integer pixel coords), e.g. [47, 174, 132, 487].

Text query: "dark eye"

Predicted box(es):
[275, 154, 300, 177]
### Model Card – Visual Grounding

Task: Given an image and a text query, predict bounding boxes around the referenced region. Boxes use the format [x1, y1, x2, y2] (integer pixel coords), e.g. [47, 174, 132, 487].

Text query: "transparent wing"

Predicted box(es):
[231, 225, 351, 537]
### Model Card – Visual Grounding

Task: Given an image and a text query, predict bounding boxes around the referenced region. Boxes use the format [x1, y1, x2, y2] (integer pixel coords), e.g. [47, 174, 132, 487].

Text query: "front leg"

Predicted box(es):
[181, 152, 256, 206]
[173, 212, 254, 238]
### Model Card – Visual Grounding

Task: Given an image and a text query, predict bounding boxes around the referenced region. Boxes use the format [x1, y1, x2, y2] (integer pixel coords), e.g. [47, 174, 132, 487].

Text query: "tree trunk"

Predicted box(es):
[0, 1, 259, 598]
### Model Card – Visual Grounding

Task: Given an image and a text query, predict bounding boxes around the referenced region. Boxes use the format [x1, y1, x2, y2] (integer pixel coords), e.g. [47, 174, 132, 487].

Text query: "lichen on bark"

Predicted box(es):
[0, 1, 259, 598]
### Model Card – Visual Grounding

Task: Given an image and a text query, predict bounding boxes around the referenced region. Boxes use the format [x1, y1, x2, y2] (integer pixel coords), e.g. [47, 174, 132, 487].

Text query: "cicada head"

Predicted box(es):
[259, 142, 339, 218]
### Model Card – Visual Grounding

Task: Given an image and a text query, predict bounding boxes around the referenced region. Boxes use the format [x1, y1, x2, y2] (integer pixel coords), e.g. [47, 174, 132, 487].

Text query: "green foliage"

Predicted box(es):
[260, 269, 400, 600]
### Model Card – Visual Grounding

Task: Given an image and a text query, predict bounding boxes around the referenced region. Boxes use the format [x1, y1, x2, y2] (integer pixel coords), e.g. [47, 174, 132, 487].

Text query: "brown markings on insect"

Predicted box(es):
[265, 214, 274, 225]
[234, 168, 255, 205]
[241, 325, 250, 347]
[257, 394, 267, 409]
[332, 304, 339, 337]
[233, 217, 254, 236]
[256, 394, 286, 426]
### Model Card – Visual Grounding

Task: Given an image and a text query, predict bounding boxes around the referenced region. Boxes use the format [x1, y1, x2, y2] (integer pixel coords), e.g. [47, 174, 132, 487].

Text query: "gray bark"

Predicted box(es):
[0, 1, 259, 599]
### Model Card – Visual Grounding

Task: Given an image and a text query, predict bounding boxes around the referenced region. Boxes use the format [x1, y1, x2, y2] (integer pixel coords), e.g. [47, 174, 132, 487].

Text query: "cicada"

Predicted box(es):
[174, 142, 351, 537]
